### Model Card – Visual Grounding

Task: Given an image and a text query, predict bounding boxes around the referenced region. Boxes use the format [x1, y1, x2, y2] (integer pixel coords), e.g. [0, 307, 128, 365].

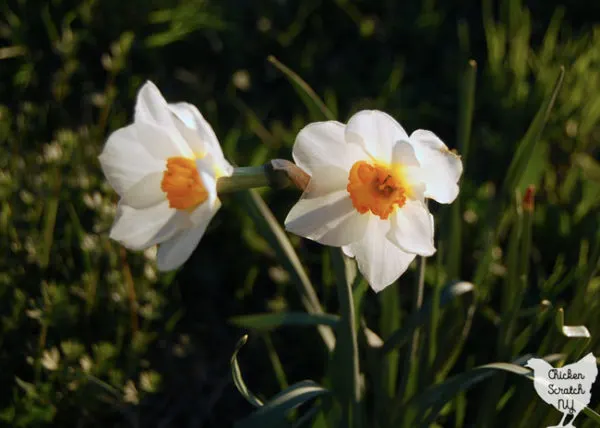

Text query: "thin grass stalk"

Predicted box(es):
[379, 285, 401, 397]
[267, 55, 336, 121]
[262, 333, 289, 390]
[476, 194, 523, 426]
[448, 59, 477, 280]
[120, 248, 139, 337]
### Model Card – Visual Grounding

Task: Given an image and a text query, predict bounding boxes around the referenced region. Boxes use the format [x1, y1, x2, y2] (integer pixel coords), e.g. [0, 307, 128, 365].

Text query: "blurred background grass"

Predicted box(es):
[1, 0, 600, 426]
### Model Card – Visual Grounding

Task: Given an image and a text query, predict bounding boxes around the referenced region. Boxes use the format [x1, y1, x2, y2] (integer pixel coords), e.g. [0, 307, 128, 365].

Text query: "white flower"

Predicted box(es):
[43, 142, 63, 163]
[285, 110, 462, 292]
[41, 348, 60, 371]
[99, 81, 233, 271]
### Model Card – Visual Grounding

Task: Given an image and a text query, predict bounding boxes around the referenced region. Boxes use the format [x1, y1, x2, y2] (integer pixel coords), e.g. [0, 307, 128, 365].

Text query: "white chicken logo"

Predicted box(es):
[525, 353, 598, 427]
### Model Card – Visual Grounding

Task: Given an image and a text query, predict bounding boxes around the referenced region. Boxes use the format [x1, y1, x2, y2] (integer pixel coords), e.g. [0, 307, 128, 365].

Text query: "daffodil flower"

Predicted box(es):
[99, 81, 233, 271]
[285, 110, 463, 291]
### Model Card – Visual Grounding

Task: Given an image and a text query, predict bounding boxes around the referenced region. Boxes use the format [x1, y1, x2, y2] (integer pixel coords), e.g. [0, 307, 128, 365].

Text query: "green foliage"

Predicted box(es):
[1, 0, 600, 426]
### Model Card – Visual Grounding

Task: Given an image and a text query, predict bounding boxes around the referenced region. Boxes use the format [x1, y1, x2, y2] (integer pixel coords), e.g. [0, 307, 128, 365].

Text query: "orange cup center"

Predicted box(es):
[161, 157, 208, 210]
[347, 161, 407, 220]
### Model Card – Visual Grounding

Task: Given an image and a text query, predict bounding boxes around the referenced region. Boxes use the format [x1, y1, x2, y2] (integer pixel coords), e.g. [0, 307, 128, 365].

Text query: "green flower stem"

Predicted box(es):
[331, 249, 362, 428]
[217, 160, 311, 194]
[398, 255, 426, 426]
[216, 166, 270, 193]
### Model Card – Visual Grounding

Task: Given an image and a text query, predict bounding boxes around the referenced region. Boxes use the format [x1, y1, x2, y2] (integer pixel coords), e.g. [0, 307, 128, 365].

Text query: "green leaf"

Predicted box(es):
[267, 56, 335, 121]
[515, 141, 548, 193]
[409, 354, 600, 426]
[237, 190, 335, 351]
[15, 377, 37, 398]
[39, 173, 61, 269]
[503, 66, 564, 194]
[231, 335, 264, 408]
[230, 312, 339, 331]
[262, 334, 289, 391]
[381, 281, 475, 354]
[573, 153, 600, 184]
[456, 59, 477, 169]
[235, 380, 329, 428]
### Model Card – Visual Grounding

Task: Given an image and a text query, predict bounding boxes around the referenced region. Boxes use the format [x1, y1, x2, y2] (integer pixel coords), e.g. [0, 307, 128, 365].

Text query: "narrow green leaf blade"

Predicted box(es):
[456, 59, 477, 169]
[503, 66, 565, 194]
[382, 281, 475, 354]
[231, 335, 264, 408]
[267, 55, 336, 121]
[237, 190, 335, 351]
[236, 380, 329, 428]
[573, 153, 600, 184]
[230, 312, 339, 331]
[410, 354, 600, 425]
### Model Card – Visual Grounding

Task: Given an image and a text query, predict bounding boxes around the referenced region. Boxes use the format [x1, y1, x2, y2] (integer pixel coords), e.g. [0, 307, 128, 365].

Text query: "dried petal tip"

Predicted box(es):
[523, 185, 536, 212]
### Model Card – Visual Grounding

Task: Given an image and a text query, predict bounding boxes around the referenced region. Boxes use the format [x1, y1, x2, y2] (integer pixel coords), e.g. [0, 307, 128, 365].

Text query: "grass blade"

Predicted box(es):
[262, 334, 289, 390]
[236, 380, 329, 428]
[230, 312, 339, 331]
[231, 335, 264, 408]
[408, 354, 600, 426]
[267, 55, 335, 121]
[457, 59, 477, 169]
[503, 66, 565, 194]
[39, 171, 61, 269]
[381, 281, 474, 354]
[238, 190, 335, 351]
[447, 59, 477, 280]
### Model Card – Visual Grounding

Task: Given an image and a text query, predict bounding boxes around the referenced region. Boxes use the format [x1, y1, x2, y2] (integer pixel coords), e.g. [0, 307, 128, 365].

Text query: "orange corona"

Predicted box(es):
[347, 161, 408, 220]
[161, 157, 208, 210]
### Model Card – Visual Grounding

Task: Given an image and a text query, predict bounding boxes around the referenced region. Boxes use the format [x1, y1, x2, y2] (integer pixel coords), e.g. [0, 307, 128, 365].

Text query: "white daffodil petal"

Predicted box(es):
[136, 120, 193, 160]
[168, 103, 233, 176]
[285, 191, 369, 246]
[156, 223, 207, 271]
[121, 172, 165, 209]
[387, 200, 436, 256]
[168, 102, 208, 154]
[403, 167, 426, 202]
[292, 121, 367, 175]
[189, 198, 220, 229]
[304, 167, 349, 199]
[99, 125, 164, 196]
[345, 110, 409, 163]
[409, 130, 463, 204]
[135, 82, 175, 127]
[345, 217, 416, 292]
[392, 140, 420, 167]
[134, 82, 194, 158]
[196, 158, 219, 207]
[109, 201, 183, 250]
